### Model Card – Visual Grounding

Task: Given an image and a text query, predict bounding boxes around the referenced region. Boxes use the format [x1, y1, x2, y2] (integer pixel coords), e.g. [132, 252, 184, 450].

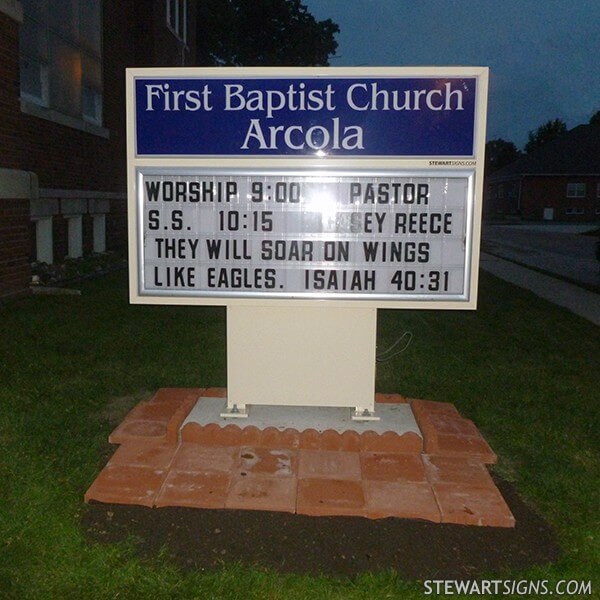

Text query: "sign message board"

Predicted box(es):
[140, 170, 472, 300]
[127, 67, 488, 310]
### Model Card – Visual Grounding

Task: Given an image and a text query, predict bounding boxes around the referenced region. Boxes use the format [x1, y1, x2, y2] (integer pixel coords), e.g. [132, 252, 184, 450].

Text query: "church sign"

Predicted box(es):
[127, 67, 488, 310]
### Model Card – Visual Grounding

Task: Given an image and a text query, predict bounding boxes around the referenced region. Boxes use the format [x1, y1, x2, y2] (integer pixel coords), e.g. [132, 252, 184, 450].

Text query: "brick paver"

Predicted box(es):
[86, 388, 515, 527]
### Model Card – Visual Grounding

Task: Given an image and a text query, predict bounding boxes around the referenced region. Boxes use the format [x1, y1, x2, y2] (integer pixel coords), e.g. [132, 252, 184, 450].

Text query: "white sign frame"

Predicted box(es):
[127, 66, 488, 311]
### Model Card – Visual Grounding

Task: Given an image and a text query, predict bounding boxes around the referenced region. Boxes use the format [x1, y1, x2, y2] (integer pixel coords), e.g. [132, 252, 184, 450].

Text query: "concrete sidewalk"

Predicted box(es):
[480, 253, 600, 326]
[482, 224, 599, 288]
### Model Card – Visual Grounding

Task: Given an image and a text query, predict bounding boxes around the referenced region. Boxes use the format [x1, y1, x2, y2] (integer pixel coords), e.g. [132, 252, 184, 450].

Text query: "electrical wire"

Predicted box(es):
[376, 331, 413, 362]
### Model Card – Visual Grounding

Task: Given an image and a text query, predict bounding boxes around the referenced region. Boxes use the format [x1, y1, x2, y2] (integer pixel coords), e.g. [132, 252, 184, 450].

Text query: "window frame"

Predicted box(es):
[565, 207, 585, 215]
[19, 55, 50, 107]
[566, 182, 586, 198]
[166, 0, 187, 44]
[19, 0, 105, 135]
[82, 85, 103, 125]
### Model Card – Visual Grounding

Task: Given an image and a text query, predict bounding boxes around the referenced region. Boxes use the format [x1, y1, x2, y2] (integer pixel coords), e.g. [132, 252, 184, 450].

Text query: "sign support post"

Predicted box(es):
[226, 305, 378, 419]
[126, 67, 488, 424]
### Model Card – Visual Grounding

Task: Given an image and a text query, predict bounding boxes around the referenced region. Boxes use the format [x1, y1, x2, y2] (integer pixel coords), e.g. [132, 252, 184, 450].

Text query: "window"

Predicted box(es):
[19, 8, 49, 105]
[82, 86, 102, 124]
[20, 56, 49, 105]
[565, 207, 585, 215]
[566, 183, 586, 198]
[166, 0, 187, 42]
[20, 0, 103, 126]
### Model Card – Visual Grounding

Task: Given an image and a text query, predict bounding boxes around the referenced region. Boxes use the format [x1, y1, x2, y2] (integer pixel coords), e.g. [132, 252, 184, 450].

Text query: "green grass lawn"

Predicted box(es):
[0, 271, 598, 599]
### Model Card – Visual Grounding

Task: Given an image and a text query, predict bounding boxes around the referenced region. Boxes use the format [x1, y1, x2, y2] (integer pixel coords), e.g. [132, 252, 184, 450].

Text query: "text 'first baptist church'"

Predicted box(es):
[141, 81, 467, 151]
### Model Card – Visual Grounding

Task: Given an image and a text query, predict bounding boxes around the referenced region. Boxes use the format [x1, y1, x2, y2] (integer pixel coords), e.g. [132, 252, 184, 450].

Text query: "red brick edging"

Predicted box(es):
[86, 388, 514, 527]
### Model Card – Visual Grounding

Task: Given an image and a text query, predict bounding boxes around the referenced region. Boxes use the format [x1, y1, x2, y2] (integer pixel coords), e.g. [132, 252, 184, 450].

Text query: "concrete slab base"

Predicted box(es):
[86, 387, 514, 527]
[184, 396, 420, 436]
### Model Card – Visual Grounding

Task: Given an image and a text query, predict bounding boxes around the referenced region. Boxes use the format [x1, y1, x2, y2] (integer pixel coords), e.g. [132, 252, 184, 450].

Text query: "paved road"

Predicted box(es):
[482, 223, 599, 288]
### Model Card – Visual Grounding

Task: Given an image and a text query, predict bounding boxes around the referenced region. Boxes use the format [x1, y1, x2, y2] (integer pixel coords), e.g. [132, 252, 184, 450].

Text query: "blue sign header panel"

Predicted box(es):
[135, 77, 476, 157]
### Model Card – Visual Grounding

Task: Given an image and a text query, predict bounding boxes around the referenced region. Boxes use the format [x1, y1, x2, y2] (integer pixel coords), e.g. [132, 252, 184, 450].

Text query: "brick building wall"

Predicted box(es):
[521, 176, 600, 221]
[486, 176, 600, 221]
[0, 0, 198, 299]
[0, 11, 21, 170]
[0, 196, 30, 298]
[0, 9, 30, 298]
[1, 5, 121, 190]
[484, 179, 521, 217]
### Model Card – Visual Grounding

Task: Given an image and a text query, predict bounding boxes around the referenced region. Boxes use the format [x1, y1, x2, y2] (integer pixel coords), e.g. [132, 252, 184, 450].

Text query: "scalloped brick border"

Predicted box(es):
[179, 422, 422, 454]
[108, 388, 495, 462]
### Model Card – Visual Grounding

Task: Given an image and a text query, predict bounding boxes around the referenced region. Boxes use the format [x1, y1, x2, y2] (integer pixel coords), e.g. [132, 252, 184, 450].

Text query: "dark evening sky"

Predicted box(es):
[304, 0, 600, 148]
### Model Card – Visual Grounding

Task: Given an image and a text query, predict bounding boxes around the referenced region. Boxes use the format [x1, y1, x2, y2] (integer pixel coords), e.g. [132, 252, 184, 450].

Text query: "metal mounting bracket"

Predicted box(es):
[352, 407, 380, 422]
[219, 402, 248, 419]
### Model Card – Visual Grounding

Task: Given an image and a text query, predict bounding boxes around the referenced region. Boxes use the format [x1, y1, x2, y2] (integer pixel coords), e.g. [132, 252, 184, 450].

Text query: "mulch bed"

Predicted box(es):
[82, 477, 559, 579]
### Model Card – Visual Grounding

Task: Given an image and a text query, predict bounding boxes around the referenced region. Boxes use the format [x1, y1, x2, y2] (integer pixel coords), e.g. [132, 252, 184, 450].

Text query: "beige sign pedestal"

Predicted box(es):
[224, 305, 378, 420]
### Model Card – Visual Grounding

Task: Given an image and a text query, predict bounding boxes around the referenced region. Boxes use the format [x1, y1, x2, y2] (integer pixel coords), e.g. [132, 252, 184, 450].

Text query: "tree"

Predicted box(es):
[196, 0, 339, 67]
[524, 118, 567, 154]
[485, 139, 520, 174]
[590, 110, 600, 126]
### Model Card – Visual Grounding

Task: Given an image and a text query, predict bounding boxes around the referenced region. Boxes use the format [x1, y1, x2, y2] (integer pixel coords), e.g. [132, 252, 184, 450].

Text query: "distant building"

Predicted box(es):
[0, 0, 197, 299]
[485, 124, 600, 222]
